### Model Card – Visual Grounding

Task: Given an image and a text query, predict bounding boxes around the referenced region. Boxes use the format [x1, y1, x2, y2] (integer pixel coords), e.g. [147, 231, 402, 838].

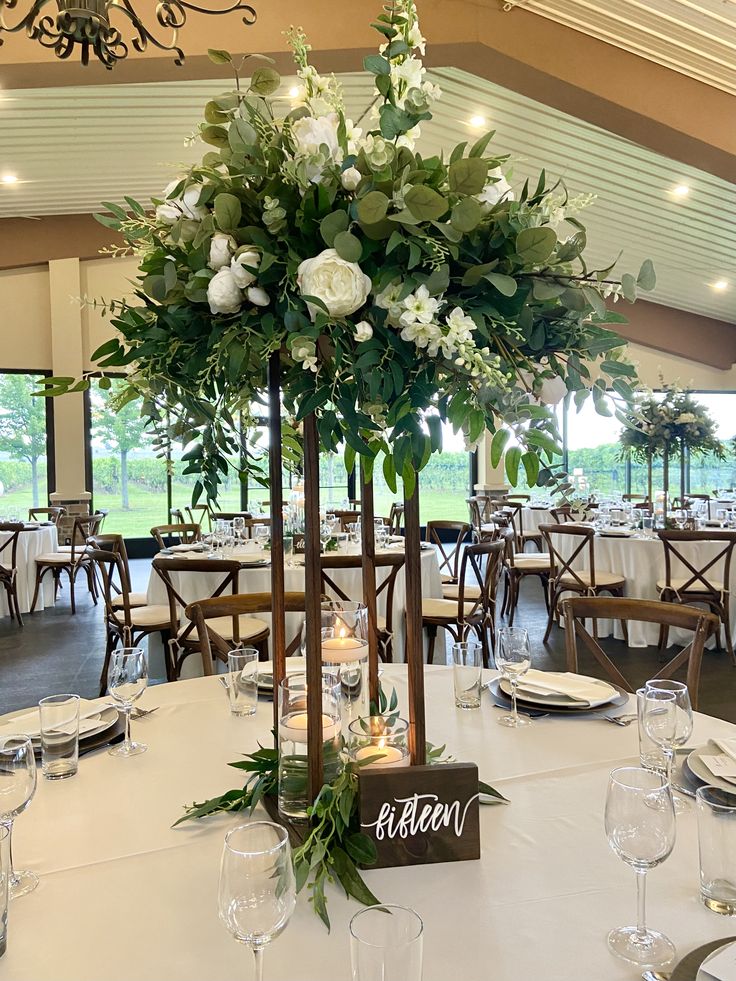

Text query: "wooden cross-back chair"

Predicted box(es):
[425, 520, 471, 588]
[87, 533, 147, 610]
[422, 539, 505, 668]
[30, 513, 102, 614]
[500, 532, 552, 627]
[656, 529, 736, 663]
[87, 548, 173, 694]
[186, 504, 212, 530]
[244, 517, 271, 537]
[169, 508, 186, 524]
[28, 507, 65, 525]
[185, 592, 312, 674]
[319, 553, 405, 663]
[388, 503, 404, 536]
[151, 557, 269, 678]
[538, 523, 626, 643]
[504, 493, 531, 503]
[0, 522, 25, 625]
[550, 506, 577, 523]
[150, 523, 201, 550]
[499, 498, 543, 553]
[333, 510, 360, 532]
[211, 511, 253, 522]
[561, 596, 718, 712]
[622, 494, 647, 503]
[466, 495, 498, 543]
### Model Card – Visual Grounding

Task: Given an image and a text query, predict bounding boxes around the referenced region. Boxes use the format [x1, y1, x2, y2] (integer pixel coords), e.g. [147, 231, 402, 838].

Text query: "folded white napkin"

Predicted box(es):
[515, 670, 616, 703]
[0, 699, 114, 739]
[168, 543, 204, 553]
[699, 941, 736, 981]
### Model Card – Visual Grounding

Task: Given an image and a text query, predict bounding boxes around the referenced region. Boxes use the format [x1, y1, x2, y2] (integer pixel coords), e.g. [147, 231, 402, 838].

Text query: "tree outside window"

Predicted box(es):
[0, 373, 48, 508]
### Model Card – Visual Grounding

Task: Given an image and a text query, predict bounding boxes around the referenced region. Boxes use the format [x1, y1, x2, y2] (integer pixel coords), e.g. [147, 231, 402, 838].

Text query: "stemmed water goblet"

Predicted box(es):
[107, 647, 149, 757]
[496, 626, 532, 727]
[319, 522, 332, 553]
[233, 516, 246, 545]
[218, 821, 296, 981]
[644, 679, 693, 813]
[0, 734, 38, 898]
[604, 766, 676, 968]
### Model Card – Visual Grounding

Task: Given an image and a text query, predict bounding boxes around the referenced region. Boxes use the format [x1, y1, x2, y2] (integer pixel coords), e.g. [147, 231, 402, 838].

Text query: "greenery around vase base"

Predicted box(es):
[174, 737, 506, 930]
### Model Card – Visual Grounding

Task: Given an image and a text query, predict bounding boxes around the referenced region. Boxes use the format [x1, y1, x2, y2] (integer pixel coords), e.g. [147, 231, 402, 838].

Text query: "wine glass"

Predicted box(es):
[644, 679, 693, 812]
[218, 821, 296, 981]
[0, 735, 38, 898]
[233, 516, 245, 544]
[320, 522, 332, 552]
[496, 626, 532, 728]
[107, 647, 148, 757]
[604, 767, 676, 967]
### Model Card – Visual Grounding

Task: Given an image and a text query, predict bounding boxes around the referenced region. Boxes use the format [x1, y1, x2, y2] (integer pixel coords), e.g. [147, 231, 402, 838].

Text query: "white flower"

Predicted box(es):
[344, 118, 363, 155]
[399, 285, 442, 327]
[391, 57, 425, 100]
[353, 320, 373, 342]
[422, 80, 442, 102]
[208, 232, 236, 271]
[400, 320, 442, 351]
[207, 268, 242, 315]
[676, 412, 697, 424]
[156, 179, 208, 225]
[396, 125, 421, 151]
[291, 113, 343, 182]
[230, 249, 261, 289]
[407, 22, 426, 54]
[297, 248, 372, 320]
[340, 167, 362, 191]
[538, 374, 568, 405]
[247, 286, 270, 307]
[292, 338, 318, 373]
[375, 281, 404, 324]
[477, 168, 514, 208]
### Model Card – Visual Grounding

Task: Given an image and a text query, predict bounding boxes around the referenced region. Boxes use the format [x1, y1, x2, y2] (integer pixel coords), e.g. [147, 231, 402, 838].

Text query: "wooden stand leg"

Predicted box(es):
[268, 352, 287, 743]
[303, 414, 324, 804]
[360, 466, 380, 707]
[404, 476, 426, 766]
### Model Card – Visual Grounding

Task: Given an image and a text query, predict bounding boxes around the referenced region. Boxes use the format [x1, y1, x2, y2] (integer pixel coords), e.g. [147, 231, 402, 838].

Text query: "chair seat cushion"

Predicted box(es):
[511, 553, 551, 570]
[112, 604, 173, 629]
[440, 574, 457, 584]
[520, 530, 542, 538]
[111, 592, 148, 609]
[35, 552, 74, 565]
[657, 578, 724, 594]
[183, 615, 270, 643]
[422, 597, 479, 619]
[442, 584, 482, 600]
[559, 570, 625, 588]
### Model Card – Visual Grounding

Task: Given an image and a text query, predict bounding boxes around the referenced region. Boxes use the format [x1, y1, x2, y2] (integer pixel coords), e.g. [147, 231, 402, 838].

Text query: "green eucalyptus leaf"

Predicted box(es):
[214, 192, 241, 232]
[333, 230, 362, 263]
[404, 185, 448, 222]
[448, 157, 488, 195]
[505, 445, 522, 486]
[201, 125, 229, 149]
[621, 273, 637, 303]
[485, 272, 517, 297]
[516, 226, 557, 264]
[637, 258, 656, 291]
[320, 210, 350, 247]
[207, 48, 232, 65]
[450, 196, 482, 233]
[356, 191, 390, 225]
[250, 67, 281, 96]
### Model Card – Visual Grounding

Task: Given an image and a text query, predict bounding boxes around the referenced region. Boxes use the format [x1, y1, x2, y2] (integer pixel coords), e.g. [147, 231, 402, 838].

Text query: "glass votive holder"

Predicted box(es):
[321, 617, 369, 729]
[39, 693, 80, 780]
[277, 673, 342, 821]
[697, 785, 736, 915]
[348, 716, 410, 769]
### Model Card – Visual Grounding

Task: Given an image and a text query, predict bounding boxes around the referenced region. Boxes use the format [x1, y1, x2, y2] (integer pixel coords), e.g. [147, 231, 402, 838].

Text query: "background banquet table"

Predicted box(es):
[550, 530, 736, 647]
[2, 664, 736, 981]
[0, 524, 57, 617]
[145, 546, 442, 676]
[520, 505, 554, 540]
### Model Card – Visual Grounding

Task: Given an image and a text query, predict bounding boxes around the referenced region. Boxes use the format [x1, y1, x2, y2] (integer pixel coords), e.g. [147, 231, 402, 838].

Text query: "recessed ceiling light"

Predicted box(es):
[469, 115, 486, 129]
[1, 174, 18, 185]
[671, 184, 689, 198]
[711, 279, 729, 292]
[288, 86, 300, 99]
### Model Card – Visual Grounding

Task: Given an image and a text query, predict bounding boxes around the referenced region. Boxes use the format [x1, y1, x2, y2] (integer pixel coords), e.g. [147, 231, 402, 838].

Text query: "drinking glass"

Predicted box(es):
[227, 649, 259, 717]
[39, 693, 80, 780]
[452, 641, 482, 709]
[0, 825, 9, 954]
[696, 785, 736, 915]
[604, 767, 676, 967]
[107, 647, 148, 757]
[350, 904, 423, 981]
[644, 679, 693, 813]
[496, 626, 532, 727]
[282, 534, 293, 567]
[636, 688, 667, 775]
[0, 735, 38, 898]
[218, 822, 296, 981]
[233, 516, 245, 543]
[319, 522, 332, 552]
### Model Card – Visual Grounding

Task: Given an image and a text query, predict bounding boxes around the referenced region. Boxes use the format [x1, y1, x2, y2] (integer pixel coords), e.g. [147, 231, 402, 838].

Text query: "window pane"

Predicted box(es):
[90, 380, 168, 537]
[0, 373, 50, 513]
[687, 394, 736, 494]
[566, 394, 626, 496]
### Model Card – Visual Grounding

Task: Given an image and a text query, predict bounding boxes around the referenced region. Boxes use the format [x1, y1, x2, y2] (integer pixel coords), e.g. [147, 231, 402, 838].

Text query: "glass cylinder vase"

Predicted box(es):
[320, 601, 370, 731]
[277, 673, 342, 821]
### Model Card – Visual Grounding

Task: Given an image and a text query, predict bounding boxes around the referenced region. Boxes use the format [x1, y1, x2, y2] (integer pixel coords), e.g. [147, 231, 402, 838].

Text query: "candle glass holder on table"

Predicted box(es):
[347, 716, 410, 769]
[320, 602, 369, 730]
[277, 673, 342, 821]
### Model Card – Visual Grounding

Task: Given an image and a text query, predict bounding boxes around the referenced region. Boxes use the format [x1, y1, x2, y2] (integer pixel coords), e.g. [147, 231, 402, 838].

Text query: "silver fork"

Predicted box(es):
[604, 714, 636, 726]
[131, 706, 158, 719]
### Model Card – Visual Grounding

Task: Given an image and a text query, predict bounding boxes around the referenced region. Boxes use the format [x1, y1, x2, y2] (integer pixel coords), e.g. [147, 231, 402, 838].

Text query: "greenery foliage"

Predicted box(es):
[38, 0, 652, 505]
[620, 386, 726, 462]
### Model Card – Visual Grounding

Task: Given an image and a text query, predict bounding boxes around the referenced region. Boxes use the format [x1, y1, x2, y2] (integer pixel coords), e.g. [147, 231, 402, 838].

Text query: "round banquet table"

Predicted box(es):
[0, 524, 58, 617]
[550, 530, 736, 647]
[145, 545, 443, 675]
[520, 505, 554, 538]
[2, 664, 736, 981]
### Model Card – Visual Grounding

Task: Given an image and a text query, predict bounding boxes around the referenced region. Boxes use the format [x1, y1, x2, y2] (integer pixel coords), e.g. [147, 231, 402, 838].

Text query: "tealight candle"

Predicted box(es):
[279, 712, 339, 744]
[352, 739, 409, 768]
[321, 636, 368, 664]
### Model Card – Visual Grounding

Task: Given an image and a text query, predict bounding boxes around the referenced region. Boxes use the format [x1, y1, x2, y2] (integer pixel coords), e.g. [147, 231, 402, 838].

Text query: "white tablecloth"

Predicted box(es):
[551, 531, 736, 647]
[521, 507, 554, 539]
[2, 665, 735, 981]
[0, 525, 57, 616]
[145, 547, 443, 674]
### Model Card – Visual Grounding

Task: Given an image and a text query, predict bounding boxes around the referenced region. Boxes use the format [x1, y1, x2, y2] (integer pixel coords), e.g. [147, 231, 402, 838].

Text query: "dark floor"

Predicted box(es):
[1, 561, 735, 721]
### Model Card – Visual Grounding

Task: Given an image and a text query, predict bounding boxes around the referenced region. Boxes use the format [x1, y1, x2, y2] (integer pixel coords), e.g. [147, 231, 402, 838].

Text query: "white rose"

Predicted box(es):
[291, 113, 342, 171]
[353, 320, 373, 342]
[340, 167, 362, 191]
[231, 249, 261, 288]
[539, 375, 568, 405]
[208, 232, 236, 271]
[247, 286, 270, 307]
[156, 179, 208, 225]
[477, 168, 513, 208]
[207, 268, 242, 315]
[297, 248, 372, 320]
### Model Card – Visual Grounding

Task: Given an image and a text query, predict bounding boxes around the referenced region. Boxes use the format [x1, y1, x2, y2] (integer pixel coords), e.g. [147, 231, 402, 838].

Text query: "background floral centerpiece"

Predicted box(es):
[42, 0, 654, 502]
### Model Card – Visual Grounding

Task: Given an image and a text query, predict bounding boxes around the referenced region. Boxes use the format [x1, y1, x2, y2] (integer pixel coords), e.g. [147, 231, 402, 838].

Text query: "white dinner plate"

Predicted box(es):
[599, 529, 634, 538]
[697, 939, 736, 980]
[0, 705, 118, 746]
[686, 742, 736, 793]
[498, 674, 619, 709]
[237, 557, 270, 568]
[256, 657, 308, 691]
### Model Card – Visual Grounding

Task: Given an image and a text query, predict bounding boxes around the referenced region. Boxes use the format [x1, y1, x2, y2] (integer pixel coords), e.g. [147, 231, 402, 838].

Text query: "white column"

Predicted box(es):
[475, 432, 508, 496]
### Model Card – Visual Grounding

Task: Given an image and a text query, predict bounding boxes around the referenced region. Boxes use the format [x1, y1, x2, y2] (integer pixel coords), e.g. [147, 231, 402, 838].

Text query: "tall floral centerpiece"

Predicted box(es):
[621, 386, 725, 513]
